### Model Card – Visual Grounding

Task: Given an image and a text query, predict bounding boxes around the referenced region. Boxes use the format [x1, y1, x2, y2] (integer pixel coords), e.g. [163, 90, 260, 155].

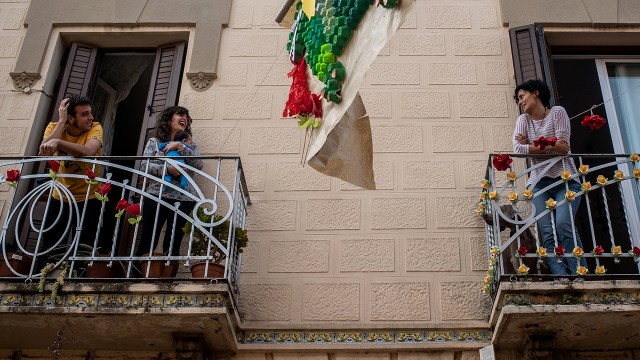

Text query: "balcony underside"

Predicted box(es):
[0, 282, 239, 354]
[491, 280, 640, 351]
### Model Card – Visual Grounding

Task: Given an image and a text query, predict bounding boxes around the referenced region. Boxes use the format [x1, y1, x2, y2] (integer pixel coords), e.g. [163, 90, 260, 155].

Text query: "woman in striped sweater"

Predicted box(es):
[512, 80, 586, 279]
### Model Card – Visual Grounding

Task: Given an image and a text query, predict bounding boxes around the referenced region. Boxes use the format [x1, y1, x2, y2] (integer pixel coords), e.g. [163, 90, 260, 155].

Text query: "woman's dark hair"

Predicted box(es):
[154, 106, 193, 142]
[514, 79, 551, 108]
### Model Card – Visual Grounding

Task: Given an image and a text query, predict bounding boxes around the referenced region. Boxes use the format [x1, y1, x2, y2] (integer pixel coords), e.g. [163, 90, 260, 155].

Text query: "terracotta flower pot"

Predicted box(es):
[84, 255, 122, 278]
[140, 253, 178, 278]
[0, 253, 32, 277]
[189, 262, 224, 278]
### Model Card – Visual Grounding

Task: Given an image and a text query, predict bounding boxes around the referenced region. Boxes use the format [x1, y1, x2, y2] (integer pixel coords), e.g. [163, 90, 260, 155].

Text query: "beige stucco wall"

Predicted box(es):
[204, 0, 518, 329]
[0, 0, 518, 354]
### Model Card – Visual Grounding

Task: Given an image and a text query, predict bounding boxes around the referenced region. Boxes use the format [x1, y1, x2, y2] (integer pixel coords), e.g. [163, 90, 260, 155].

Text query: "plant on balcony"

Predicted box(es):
[182, 208, 248, 278]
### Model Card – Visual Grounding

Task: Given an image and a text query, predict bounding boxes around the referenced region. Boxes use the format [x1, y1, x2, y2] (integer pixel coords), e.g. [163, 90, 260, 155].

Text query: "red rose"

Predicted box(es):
[97, 182, 111, 196]
[126, 204, 141, 216]
[86, 168, 96, 180]
[532, 136, 558, 151]
[6, 169, 20, 182]
[517, 245, 528, 257]
[116, 198, 129, 212]
[593, 245, 604, 255]
[581, 114, 606, 130]
[632, 246, 640, 257]
[554, 245, 565, 256]
[48, 160, 60, 172]
[492, 154, 513, 171]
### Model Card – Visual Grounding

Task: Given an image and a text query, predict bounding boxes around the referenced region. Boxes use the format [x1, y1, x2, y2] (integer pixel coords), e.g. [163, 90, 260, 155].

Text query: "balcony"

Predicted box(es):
[0, 155, 249, 356]
[481, 153, 640, 355]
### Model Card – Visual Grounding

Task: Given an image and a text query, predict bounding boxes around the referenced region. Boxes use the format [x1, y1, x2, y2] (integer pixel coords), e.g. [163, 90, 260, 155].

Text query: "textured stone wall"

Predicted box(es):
[0, 0, 517, 333]
[0, 0, 31, 222]
[212, 0, 517, 328]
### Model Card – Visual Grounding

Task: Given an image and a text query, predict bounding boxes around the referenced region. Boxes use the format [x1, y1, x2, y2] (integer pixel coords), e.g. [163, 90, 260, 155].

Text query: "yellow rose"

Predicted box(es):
[561, 170, 571, 181]
[576, 266, 588, 276]
[536, 247, 547, 257]
[482, 284, 490, 294]
[612, 245, 622, 256]
[507, 172, 517, 181]
[480, 192, 487, 201]
[508, 192, 518, 202]
[484, 275, 491, 284]
[481, 179, 490, 189]
[614, 170, 625, 181]
[572, 247, 584, 257]
[475, 208, 484, 217]
[523, 189, 534, 200]
[634, 169, 640, 180]
[489, 257, 496, 266]
[581, 181, 592, 192]
[578, 164, 589, 175]
[517, 264, 530, 275]
[545, 198, 557, 209]
[630, 153, 640, 163]
[490, 246, 500, 256]
[565, 190, 576, 202]
[595, 265, 606, 275]
[597, 175, 607, 185]
[487, 267, 494, 276]
[488, 190, 498, 200]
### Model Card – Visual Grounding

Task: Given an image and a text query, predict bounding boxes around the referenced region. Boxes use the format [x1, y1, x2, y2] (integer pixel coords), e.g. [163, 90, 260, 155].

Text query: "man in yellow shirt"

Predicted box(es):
[39, 95, 104, 254]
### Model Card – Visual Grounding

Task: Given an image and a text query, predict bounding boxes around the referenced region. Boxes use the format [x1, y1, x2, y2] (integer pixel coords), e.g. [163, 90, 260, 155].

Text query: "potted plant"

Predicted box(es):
[183, 208, 248, 279]
[0, 249, 32, 277]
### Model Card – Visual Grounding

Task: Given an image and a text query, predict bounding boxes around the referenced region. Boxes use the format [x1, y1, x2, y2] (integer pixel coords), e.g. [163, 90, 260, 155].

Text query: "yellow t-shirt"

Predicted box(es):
[43, 122, 103, 202]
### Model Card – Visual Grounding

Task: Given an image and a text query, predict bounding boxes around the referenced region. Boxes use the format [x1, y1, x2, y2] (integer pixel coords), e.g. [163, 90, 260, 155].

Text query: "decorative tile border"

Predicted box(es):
[238, 330, 492, 345]
[500, 290, 640, 308]
[0, 293, 225, 309]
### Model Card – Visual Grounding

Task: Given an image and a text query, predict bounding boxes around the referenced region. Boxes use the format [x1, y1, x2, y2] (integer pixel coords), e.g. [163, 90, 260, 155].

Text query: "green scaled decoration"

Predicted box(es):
[286, 0, 397, 104]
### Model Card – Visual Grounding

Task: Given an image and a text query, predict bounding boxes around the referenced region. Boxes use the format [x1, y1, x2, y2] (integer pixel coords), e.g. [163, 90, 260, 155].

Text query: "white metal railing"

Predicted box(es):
[481, 153, 640, 296]
[0, 156, 249, 299]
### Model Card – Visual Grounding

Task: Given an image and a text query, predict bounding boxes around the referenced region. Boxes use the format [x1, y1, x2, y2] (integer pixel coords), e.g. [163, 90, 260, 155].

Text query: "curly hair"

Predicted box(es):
[514, 79, 551, 108]
[154, 106, 193, 142]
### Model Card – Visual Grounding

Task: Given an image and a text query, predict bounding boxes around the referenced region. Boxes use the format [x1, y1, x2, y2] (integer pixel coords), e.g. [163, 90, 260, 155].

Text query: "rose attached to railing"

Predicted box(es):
[94, 182, 111, 202]
[85, 168, 98, 186]
[5, 169, 20, 188]
[126, 204, 142, 225]
[592, 245, 604, 257]
[629, 246, 640, 263]
[492, 154, 512, 171]
[48, 160, 60, 180]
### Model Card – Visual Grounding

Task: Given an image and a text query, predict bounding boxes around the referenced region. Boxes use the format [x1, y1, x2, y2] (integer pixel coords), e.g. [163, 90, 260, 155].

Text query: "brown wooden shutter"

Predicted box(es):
[136, 42, 186, 155]
[54, 42, 98, 108]
[509, 24, 557, 106]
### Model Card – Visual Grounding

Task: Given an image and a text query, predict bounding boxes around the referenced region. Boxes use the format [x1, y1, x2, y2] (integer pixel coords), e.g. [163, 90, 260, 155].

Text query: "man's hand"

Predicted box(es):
[515, 133, 528, 145]
[58, 98, 70, 123]
[39, 139, 60, 156]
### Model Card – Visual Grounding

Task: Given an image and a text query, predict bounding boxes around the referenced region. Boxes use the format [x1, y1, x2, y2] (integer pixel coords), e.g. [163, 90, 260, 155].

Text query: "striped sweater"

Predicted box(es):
[512, 106, 578, 187]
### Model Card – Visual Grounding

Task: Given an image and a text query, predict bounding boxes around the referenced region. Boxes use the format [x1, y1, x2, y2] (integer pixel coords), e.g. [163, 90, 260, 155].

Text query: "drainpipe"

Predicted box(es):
[275, 0, 295, 24]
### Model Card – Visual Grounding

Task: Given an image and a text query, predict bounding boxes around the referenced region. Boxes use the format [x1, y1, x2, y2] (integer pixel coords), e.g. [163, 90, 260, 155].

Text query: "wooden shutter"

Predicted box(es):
[136, 42, 186, 156]
[509, 25, 557, 106]
[54, 43, 98, 108]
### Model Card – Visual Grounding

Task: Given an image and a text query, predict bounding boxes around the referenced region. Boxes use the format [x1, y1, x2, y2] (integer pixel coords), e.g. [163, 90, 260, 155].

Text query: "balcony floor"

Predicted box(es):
[491, 280, 640, 351]
[0, 282, 239, 353]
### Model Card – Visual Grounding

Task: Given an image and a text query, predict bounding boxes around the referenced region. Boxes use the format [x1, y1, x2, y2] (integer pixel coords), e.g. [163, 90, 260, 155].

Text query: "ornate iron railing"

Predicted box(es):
[0, 156, 250, 299]
[481, 153, 640, 297]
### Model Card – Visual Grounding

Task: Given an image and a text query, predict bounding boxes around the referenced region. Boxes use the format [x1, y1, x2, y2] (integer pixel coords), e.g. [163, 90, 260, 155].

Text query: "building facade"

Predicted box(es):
[0, 0, 640, 359]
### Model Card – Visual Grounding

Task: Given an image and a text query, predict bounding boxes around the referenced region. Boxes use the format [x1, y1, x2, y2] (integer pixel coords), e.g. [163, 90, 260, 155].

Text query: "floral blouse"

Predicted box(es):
[140, 137, 204, 201]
